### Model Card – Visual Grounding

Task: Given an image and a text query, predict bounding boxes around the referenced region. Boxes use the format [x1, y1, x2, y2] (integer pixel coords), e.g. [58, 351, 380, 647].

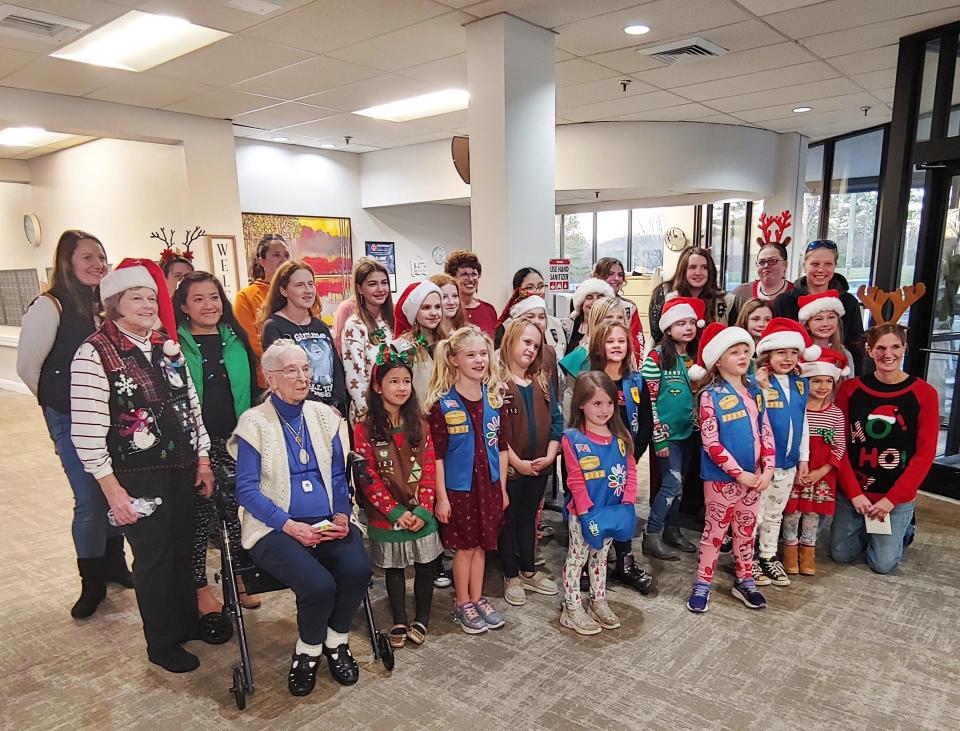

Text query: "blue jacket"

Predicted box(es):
[764, 374, 808, 469]
[438, 385, 501, 492]
[700, 380, 766, 483]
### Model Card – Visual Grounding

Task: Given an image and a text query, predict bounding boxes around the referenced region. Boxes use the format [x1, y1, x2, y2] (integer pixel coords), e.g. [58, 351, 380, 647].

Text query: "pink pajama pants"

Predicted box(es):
[695, 480, 762, 585]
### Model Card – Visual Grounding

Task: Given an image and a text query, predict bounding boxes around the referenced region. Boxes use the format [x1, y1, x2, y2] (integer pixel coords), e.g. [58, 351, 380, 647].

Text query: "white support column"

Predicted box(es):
[466, 13, 556, 307]
[765, 132, 809, 279]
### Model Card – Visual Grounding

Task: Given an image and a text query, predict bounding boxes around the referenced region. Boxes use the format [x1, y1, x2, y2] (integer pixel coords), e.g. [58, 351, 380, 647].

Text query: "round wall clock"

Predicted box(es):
[24, 213, 41, 247]
[431, 246, 447, 265]
[664, 226, 688, 252]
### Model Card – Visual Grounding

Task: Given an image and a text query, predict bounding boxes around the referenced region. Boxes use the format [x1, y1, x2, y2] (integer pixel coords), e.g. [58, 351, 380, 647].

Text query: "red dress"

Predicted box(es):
[786, 403, 846, 516]
[429, 393, 510, 551]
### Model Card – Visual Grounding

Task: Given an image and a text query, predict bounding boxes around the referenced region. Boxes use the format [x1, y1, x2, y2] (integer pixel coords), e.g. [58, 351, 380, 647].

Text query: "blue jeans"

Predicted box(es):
[43, 407, 118, 558]
[646, 436, 696, 535]
[830, 492, 915, 575]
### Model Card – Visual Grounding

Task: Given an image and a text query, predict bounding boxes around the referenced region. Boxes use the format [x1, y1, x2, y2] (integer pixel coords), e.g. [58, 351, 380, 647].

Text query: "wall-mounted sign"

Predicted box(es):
[549, 258, 570, 291]
[411, 257, 428, 277]
[207, 235, 241, 301]
[365, 241, 397, 292]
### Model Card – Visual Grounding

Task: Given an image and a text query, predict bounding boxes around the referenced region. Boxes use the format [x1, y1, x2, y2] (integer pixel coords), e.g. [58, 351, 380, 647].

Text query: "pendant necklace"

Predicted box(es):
[277, 409, 309, 464]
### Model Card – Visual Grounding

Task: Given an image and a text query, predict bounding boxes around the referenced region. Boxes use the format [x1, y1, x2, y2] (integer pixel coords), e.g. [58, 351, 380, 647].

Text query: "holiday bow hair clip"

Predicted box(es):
[372, 344, 414, 381]
[152, 225, 205, 267]
[857, 283, 926, 325]
[756, 209, 792, 247]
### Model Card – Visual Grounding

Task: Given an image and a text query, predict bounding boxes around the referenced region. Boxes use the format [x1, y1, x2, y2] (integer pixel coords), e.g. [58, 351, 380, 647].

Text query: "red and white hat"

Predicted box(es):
[800, 347, 850, 381]
[394, 280, 442, 336]
[757, 317, 820, 360]
[510, 294, 546, 319]
[100, 258, 179, 351]
[688, 323, 755, 381]
[659, 296, 706, 332]
[797, 289, 844, 323]
[571, 278, 614, 316]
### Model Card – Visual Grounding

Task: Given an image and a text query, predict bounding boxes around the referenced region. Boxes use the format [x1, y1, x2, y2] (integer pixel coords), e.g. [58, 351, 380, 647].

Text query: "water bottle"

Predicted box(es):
[108, 497, 163, 526]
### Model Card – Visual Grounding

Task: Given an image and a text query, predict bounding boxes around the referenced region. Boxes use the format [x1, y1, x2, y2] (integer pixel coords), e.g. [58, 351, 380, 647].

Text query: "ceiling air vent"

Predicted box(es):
[637, 37, 728, 65]
[0, 4, 90, 43]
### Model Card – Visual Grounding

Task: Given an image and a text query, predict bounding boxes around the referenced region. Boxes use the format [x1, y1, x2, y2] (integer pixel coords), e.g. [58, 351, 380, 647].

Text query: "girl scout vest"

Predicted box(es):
[654, 348, 695, 442]
[700, 380, 766, 483]
[367, 427, 425, 519]
[502, 378, 552, 477]
[764, 374, 808, 469]
[438, 385, 500, 492]
[621, 371, 645, 438]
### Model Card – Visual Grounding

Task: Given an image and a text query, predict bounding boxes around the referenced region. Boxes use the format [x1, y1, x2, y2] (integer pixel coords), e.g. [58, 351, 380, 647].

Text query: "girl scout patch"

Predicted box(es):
[630, 386, 640, 403]
[718, 395, 739, 410]
[618, 438, 626, 456]
[444, 410, 467, 425]
[797, 380, 805, 395]
[579, 455, 601, 470]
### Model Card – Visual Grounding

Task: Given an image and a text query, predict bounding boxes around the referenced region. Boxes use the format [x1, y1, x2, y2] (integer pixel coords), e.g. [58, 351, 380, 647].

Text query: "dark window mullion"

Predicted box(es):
[819, 140, 834, 240]
[929, 31, 957, 141]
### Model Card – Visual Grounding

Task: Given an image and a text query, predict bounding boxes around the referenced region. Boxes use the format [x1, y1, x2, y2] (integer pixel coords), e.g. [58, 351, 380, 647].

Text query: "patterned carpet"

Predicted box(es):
[1, 389, 958, 730]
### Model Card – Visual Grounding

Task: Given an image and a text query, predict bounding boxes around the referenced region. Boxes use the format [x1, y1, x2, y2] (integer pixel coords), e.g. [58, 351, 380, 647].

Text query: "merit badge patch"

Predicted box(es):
[797, 380, 805, 396]
[630, 386, 640, 403]
[618, 438, 626, 456]
[444, 409, 467, 425]
[718, 394, 739, 410]
[578, 455, 601, 471]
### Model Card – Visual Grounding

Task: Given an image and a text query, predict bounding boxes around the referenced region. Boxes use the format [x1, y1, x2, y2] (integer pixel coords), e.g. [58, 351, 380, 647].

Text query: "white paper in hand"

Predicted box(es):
[865, 515, 892, 535]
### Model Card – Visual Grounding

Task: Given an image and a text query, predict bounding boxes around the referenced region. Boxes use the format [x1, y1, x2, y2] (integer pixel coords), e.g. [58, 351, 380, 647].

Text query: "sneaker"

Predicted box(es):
[614, 553, 656, 595]
[559, 602, 602, 635]
[474, 597, 506, 629]
[758, 557, 791, 587]
[719, 532, 734, 554]
[751, 560, 772, 586]
[534, 549, 546, 567]
[452, 602, 488, 634]
[732, 580, 767, 610]
[520, 571, 558, 596]
[503, 577, 526, 606]
[538, 522, 555, 538]
[588, 599, 621, 629]
[434, 566, 453, 589]
[685, 582, 711, 613]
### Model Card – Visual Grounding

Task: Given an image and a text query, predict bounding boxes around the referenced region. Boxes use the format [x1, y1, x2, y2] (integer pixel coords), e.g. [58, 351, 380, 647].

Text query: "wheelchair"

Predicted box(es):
[213, 450, 394, 710]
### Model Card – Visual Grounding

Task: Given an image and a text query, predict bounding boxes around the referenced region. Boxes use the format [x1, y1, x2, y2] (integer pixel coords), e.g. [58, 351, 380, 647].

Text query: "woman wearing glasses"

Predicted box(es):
[772, 239, 865, 373]
[495, 267, 567, 362]
[444, 250, 499, 338]
[728, 243, 793, 324]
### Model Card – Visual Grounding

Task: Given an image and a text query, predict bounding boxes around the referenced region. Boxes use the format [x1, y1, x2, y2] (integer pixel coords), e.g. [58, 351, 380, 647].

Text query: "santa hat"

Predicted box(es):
[688, 323, 754, 381]
[510, 294, 546, 319]
[100, 258, 179, 351]
[800, 347, 850, 381]
[571, 278, 614, 317]
[757, 317, 820, 360]
[659, 296, 705, 332]
[797, 289, 844, 323]
[394, 280, 442, 336]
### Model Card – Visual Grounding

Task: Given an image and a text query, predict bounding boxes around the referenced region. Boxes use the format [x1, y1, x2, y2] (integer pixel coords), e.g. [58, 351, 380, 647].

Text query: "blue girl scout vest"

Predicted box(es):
[622, 371, 645, 439]
[700, 380, 766, 483]
[438, 384, 501, 492]
[764, 374, 808, 469]
[562, 428, 636, 547]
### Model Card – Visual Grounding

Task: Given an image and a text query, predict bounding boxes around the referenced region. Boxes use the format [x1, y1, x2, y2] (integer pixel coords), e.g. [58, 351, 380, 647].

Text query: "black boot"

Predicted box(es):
[104, 536, 135, 588]
[72, 558, 107, 619]
[642, 531, 680, 561]
[613, 553, 656, 595]
[663, 525, 697, 553]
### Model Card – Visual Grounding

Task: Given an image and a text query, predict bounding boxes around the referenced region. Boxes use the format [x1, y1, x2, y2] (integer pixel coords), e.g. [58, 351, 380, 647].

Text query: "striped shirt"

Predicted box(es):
[70, 325, 209, 479]
[807, 402, 846, 466]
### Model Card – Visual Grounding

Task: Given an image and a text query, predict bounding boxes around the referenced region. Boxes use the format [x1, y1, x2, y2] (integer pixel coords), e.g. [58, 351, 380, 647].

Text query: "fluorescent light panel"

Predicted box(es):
[0, 126, 72, 147]
[50, 10, 229, 72]
[624, 24, 650, 35]
[353, 89, 468, 122]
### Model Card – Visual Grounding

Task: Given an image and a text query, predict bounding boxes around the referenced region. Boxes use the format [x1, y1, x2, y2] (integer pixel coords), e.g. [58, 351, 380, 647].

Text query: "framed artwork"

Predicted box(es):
[241, 213, 353, 318]
[365, 241, 397, 292]
[207, 234, 242, 302]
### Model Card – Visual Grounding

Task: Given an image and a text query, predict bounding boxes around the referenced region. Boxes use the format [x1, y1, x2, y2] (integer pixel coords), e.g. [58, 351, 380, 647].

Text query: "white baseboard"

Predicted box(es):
[0, 378, 30, 395]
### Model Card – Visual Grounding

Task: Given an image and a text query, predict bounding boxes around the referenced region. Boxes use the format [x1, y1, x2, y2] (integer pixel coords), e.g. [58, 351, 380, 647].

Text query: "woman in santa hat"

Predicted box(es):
[70, 258, 213, 673]
[561, 278, 615, 355]
[495, 267, 568, 363]
[393, 280, 444, 399]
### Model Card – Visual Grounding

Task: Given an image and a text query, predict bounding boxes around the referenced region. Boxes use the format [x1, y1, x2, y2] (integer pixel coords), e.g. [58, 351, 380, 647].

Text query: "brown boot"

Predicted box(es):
[799, 545, 816, 575]
[237, 576, 261, 609]
[782, 544, 799, 574]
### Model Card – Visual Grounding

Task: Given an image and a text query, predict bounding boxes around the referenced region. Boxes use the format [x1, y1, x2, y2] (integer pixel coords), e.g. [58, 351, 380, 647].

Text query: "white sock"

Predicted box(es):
[324, 628, 349, 651]
[295, 638, 323, 657]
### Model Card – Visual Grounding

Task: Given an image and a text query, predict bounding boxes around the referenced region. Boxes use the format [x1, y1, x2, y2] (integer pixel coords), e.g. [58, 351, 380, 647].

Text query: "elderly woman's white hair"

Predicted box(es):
[261, 338, 307, 375]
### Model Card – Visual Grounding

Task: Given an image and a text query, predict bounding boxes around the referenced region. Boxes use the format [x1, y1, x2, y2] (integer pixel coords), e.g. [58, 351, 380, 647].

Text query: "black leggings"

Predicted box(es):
[499, 474, 549, 578]
[384, 557, 440, 627]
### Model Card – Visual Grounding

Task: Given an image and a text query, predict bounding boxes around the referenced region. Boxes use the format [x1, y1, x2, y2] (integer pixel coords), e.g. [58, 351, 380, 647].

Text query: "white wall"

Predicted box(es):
[235, 139, 472, 293]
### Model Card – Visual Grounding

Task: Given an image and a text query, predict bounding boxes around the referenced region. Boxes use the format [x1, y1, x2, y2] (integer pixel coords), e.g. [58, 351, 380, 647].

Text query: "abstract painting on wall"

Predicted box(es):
[241, 213, 352, 318]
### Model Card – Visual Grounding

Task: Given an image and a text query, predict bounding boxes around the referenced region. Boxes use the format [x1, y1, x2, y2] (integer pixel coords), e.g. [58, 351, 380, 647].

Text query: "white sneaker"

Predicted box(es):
[560, 603, 601, 635]
[588, 599, 621, 629]
[503, 577, 526, 606]
[520, 571, 558, 596]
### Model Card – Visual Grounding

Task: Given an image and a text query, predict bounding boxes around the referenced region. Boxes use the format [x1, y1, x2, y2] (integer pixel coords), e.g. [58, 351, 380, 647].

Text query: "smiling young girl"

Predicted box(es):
[393, 281, 444, 399]
[735, 298, 774, 347]
[429, 273, 469, 337]
[686, 324, 775, 613]
[797, 289, 856, 379]
[354, 352, 441, 648]
[424, 326, 510, 634]
[594, 257, 644, 359]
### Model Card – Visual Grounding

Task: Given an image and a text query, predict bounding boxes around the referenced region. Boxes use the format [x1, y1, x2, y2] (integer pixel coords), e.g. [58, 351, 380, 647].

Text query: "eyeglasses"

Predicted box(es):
[457, 271, 480, 280]
[756, 257, 786, 268]
[520, 283, 546, 293]
[269, 366, 311, 380]
[805, 239, 838, 253]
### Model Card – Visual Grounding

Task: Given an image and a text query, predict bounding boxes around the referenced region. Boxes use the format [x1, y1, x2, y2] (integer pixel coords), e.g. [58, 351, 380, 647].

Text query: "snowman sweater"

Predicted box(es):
[834, 374, 939, 505]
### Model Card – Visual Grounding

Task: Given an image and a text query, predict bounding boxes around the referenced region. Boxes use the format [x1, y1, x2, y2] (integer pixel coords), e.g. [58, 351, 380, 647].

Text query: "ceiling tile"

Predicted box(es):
[164, 88, 283, 118]
[606, 102, 718, 121]
[279, 113, 437, 145]
[299, 74, 434, 113]
[872, 87, 896, 103]
[150, 35, 312, 87]
[800, 8, 960, 57]
[326, 11, 473, 72]
[233, 102, 340, 130]
[459, 0, 651, 28]
[555, 48, 577, 61]
[687, 18, 789, 52]
[734, 0, 822, 14]
[561, 90, 691, 121]
[555, 58, 620, 87]
[634, 41, 815, 89]
[390, 131, 456, 146]
[241, 0, 448, 54]
[415, 108, 470, 130]
[709, 76, 861, 112]
[134, 0, 316, 32]
[243, 131, 382, 152]
[0, 48, 34, 79]
[674, 61, 840, 102]
[552, 0, 752, 57]
[695, 113, 752, 125]
[760, 105, 891, 132]
[0, 56, 132, 96]
[556, 76, 657, 109]
[232, 56, 382, 99]
[85, 75, 215, 108]
[736, 91, 884, 122]
[827, 44, 900, 74]
[851, 68, 899, 90]
[764, 0, 960, 39]
[397, 54, 467, 86]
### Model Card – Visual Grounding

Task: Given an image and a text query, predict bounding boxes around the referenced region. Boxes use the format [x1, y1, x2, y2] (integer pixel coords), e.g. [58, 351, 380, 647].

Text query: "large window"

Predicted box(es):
[596, 210, 628, 264]
[697, 200, 754, 290]
[804, 145, 824, 245]
[562, 212, 593, 286]
[631, 208, 666, 271]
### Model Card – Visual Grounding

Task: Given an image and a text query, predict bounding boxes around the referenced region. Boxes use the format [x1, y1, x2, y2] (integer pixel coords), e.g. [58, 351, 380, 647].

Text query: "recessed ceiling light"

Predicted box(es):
[271, 136, 289, 142]
[792, 106, 813, 113]
[320, 144, 336, 149]
[50, 10, 229, 72]
[624, 24, 651, 35]
[0, 127, 71, 147]
[353, 89, 469, 122]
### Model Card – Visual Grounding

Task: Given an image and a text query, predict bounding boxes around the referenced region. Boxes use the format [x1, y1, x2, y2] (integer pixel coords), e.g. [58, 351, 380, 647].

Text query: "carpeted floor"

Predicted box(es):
[1, 389, 958, 730]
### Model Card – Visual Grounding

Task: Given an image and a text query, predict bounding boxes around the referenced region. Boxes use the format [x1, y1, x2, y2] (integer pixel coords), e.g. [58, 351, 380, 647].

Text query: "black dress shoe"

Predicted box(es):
[323, 643, 359, 686]
[288, 653, 321, 696]
[149, 645, 200, 673]
[663, 525, 698, 553]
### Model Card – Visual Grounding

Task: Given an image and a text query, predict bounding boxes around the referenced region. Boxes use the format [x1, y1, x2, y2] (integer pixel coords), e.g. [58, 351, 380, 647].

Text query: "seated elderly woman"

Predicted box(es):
[231, 339, 372, 697]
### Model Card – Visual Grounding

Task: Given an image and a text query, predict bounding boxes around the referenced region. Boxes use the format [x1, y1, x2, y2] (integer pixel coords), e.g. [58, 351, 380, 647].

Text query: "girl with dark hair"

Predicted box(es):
[495, 268, 567, 360]
[17, 230, 135, 619]
[593, 257, 645, 360]
[260, 260, 346, 415]
[354, 352, 441, 648]
[648, 247, 733, 343]
[173, 272, 262, 619]
[234, 234, 290, 382]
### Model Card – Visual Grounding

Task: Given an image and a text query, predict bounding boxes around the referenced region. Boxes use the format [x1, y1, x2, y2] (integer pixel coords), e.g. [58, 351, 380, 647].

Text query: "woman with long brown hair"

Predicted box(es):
[648, 247, 733, 343]
[235, 234, 290, 382]
[18, 230, 135, 619]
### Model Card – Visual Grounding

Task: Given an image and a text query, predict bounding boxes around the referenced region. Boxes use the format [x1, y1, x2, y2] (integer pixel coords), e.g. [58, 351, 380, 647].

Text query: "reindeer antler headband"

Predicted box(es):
[152, 225, 206, 267]
[757, 210, 792, 247]
[857, 283, 926, 326]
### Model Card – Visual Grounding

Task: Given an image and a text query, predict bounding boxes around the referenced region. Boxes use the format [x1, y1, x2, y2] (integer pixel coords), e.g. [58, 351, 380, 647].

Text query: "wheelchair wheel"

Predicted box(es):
[376, 632, 395, 672]
[230, 666, 246, 710]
